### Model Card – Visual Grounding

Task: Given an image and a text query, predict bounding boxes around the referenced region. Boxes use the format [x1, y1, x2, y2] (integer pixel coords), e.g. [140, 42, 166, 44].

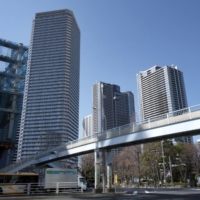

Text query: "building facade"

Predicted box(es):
[92, 81, 135, 153]
[82, 115, 93, 138]
[137, 65, 193, 143]
[0, 38, 28, 168]
[17, 9, 80, 165]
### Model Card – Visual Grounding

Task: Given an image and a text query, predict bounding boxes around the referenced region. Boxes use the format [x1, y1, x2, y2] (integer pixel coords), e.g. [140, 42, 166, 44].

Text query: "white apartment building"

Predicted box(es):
[137, 65, 193, 143]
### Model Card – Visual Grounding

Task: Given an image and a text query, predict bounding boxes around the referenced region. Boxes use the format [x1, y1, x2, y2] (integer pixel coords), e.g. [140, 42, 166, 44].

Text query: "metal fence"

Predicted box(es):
[114, 183, 182, 193]
[0, 182, 82, 197]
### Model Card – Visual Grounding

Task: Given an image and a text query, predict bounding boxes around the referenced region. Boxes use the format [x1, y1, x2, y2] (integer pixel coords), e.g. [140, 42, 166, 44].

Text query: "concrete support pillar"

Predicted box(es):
[35, 165, 40, 174]
[105, 149, 114, 193]
[94, 149, 100, 189]
[6, 149, 11, 166]
[8, 94, 17, 139]
[106, 149, 112, 189]
[101, 149, 106, 193]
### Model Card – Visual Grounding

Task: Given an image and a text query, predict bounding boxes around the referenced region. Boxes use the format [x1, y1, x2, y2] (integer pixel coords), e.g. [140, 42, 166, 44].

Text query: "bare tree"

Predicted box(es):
[79, 153, 94, 181]
[113, 145, 142, 186]
[193, 144, 200, 175]
[176, 143, 200, 186]
[113, 141, 200, 187]
[141, 142, 162, 185]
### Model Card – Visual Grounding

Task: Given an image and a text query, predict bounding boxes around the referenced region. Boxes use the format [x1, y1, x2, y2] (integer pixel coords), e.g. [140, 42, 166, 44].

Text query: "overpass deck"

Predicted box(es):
[1, 104, 200, 173]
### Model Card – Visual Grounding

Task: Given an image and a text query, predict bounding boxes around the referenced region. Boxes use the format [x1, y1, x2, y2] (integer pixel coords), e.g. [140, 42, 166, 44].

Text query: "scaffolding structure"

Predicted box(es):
[0, 38, 28, 168]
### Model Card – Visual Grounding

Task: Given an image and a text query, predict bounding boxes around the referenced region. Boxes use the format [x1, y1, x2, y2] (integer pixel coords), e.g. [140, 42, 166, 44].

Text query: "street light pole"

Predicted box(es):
[161, 140, 166, 185]
[169, 156, 173, 187]
[93, 105, 106, 192]
[100, 84, 106, 193]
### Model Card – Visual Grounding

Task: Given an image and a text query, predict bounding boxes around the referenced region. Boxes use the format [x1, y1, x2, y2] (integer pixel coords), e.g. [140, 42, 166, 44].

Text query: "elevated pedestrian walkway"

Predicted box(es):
[1, 104, 200, 173]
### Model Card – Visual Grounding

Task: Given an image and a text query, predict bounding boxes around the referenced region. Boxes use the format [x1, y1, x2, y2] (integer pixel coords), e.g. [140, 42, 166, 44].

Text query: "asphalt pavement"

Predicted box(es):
[1, 188, 200, 200]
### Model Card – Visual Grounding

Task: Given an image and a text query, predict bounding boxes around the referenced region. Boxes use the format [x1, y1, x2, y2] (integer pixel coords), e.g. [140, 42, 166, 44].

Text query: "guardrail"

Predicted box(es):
[1, 104, 200, 173]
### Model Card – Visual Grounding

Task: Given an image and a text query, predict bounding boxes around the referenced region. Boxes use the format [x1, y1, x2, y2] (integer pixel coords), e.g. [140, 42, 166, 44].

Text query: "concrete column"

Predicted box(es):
[94, 149, 100, 189]
[106, 149, 112, 189]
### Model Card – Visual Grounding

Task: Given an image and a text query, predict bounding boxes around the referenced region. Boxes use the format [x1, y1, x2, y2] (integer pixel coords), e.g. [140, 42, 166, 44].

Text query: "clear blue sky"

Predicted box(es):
[0, 0, 200, 142]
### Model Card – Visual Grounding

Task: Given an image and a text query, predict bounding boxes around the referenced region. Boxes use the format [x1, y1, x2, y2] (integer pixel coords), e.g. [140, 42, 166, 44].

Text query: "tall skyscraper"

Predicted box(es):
[92, 82, 135, 153]
[17, 9, 80, 163]
[137, 65, 193, 143]
[82, 115, 93, 138]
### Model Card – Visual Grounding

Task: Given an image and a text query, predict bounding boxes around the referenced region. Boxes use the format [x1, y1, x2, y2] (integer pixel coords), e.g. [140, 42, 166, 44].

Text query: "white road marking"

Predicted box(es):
[133, 191, 138, 195]
[123, 190, 138, 195]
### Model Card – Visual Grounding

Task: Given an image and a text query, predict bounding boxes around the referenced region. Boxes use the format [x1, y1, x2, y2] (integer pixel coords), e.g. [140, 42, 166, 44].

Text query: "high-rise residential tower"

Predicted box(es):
[17, 9, 80, 163]
[137, 65, 193, 143]
[92, 82, 135, 153]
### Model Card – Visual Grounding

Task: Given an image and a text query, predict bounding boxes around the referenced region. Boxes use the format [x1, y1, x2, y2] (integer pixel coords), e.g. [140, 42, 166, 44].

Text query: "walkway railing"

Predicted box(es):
[1, 104, 200, 173]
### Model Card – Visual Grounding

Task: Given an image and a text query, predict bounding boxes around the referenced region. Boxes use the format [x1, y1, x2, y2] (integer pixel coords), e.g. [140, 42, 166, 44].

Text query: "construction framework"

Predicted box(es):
[0, 38, 28, 168]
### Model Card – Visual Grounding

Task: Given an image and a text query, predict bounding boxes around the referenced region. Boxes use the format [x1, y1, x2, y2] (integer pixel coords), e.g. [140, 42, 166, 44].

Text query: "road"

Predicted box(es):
[1, 188, 200, 200]
[116, 188, 200, 199]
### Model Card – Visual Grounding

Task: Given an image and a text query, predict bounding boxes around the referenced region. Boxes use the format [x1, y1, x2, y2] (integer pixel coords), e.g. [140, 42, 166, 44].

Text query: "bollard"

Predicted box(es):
[56, 182, 59, 194]
[27, 183, 30, 196]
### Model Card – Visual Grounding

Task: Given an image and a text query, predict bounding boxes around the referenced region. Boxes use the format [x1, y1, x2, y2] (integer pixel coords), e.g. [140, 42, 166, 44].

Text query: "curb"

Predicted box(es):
[0, 192, 123, 199]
